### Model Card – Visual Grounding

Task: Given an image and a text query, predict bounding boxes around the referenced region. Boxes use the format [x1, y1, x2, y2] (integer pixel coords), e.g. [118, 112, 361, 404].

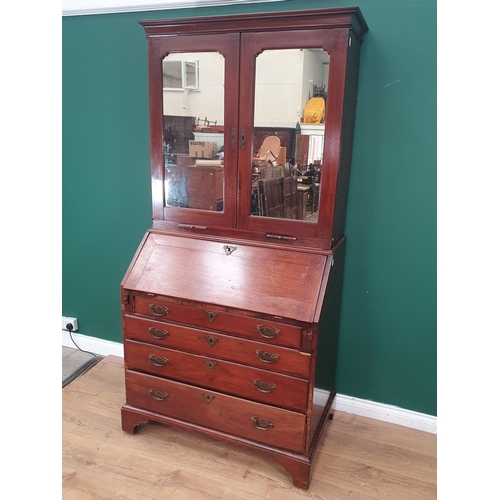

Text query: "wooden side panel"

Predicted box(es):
[331, 33, 364, 243]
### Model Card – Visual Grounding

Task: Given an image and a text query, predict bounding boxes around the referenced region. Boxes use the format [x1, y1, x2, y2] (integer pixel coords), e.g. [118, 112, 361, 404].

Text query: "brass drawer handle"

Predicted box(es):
[204, 335, 218, 347]
[148, 327, 169, 340]
[251, 416, 274, 431]
[148, 304, 169, 316]
[255, 350, 280, 364]
[205, 310, 218, 323]
[253, 380, 276, 393]
[149, 354, 168, 367]
[149, 388, 168, 401]
[256, 325, 280, 339]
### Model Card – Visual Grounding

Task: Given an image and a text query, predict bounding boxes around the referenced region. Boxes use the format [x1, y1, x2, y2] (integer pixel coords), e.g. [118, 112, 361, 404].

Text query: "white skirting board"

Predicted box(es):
[62, 330, 124, 357]
[62, 330, 437, 434]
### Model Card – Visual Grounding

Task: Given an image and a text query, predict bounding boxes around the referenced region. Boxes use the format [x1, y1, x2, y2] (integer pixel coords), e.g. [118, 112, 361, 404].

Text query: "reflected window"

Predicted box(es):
[163, 60, 199, 90]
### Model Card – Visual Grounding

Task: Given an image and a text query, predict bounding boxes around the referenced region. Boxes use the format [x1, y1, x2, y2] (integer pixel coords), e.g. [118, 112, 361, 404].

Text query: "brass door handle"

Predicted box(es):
[253, 380, 276, 393]
[231, 126, 236, 151]
[149, 354, 168, 367]
[251, 416, 274, 431]
[149, 388, 168, 401]
[255, 350, 280, 364]
[149, 304, 169, 316]
[256, 325, 280, 339]
[148, 327, 169, 340]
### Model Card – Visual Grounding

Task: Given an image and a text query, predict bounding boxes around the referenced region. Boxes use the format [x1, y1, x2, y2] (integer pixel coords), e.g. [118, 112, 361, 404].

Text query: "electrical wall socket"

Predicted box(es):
[62, 316, 78, 331]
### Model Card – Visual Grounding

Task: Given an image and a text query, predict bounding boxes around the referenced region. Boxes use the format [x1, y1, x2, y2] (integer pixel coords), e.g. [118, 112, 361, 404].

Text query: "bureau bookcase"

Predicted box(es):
[121, 7, 368, 489]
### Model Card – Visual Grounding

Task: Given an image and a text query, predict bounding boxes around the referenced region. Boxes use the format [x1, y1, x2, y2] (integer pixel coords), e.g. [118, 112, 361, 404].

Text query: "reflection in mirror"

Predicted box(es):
[251, 49, 329, 222]
[162, 52, 225, 211]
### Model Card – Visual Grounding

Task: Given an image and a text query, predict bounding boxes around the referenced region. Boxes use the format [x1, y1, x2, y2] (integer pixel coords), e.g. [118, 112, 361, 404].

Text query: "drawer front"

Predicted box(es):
[133, 295, 303, 349]
[125, 370, 306, 453]
[125, 340, 308, 412]
[123, 314, 311, 378]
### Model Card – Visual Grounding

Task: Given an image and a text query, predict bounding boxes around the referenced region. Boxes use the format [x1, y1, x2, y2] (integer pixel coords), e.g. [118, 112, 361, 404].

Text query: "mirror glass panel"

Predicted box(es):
[251, 49, 329, 222]
[162, 51, 225, 211]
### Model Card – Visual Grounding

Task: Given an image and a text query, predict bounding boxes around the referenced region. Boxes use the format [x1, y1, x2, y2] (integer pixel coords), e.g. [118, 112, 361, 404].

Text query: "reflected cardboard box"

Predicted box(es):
[189, 140, 218, 159]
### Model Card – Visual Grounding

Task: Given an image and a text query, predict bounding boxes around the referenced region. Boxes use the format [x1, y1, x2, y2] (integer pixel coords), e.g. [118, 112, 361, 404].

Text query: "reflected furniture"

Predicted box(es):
[121, 7, 368, 490]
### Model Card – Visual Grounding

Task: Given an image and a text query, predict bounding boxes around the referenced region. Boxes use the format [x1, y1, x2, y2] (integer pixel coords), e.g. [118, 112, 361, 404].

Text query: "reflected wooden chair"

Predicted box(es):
[253, 135, 281, 167]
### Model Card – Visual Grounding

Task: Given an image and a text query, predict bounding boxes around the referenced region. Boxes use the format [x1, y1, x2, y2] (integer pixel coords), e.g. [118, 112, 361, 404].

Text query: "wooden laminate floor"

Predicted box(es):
[62, 355, 437, 499]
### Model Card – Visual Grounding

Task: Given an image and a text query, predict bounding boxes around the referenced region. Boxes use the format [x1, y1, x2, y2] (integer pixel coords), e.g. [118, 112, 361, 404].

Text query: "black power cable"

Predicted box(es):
[66, 323, 98, 358]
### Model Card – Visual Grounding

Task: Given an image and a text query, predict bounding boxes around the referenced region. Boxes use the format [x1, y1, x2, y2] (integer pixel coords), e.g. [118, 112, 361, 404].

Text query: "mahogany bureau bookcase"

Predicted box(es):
[120, 7, 368, 489]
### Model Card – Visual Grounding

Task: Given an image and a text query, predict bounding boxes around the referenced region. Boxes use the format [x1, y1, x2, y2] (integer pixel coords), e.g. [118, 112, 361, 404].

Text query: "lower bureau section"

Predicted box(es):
[125, 369, 306, 454]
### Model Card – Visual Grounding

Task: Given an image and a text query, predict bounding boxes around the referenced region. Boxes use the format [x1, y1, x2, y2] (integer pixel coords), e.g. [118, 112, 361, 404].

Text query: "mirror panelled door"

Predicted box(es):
[147, 27, 352, 248]
[237, 29, 351, 248]
[147, 33, 240, 230]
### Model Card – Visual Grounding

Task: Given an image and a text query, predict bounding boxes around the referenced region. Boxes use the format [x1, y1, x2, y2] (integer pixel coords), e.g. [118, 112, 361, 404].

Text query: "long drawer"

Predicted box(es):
[132, 295, 303, 349]
[123, 314, 311, 378]
[124, 339, 308, 412]
[125, 369, 306, 453]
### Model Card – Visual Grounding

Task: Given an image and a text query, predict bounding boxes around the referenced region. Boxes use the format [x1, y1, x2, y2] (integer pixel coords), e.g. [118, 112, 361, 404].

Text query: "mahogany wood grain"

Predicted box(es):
[132, 294, 304, 348]
[124, 339, 309, 411]
[123, 314, 311, 377]
[122, 232, 329, 324]
[125, 370, 306, 453]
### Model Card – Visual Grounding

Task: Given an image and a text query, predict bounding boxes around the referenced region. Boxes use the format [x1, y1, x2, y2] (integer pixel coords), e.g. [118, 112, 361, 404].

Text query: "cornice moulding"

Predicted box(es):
[62, 0, 287, 17]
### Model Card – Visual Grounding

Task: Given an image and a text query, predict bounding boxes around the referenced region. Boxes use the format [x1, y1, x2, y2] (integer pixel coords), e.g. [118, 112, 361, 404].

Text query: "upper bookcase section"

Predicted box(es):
[139, 8, 368, 251]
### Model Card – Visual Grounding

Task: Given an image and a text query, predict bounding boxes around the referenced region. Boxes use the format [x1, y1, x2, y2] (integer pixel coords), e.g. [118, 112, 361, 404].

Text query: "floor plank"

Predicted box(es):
[62, 355, 436, 499]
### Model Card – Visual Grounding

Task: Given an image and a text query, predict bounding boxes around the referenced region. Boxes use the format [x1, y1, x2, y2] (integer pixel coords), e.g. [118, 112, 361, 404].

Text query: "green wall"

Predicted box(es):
[62, 0, 436, 415]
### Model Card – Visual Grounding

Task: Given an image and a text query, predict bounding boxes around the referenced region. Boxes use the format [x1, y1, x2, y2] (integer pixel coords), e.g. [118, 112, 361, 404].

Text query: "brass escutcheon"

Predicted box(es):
[202, 393, 215, 404]
[255, 350, 280, 364]
[205, 311, 218, 323]
[204, 360, 217, 371]
[149, 304, 169, 316]
[148, 327, 169, 340]
[223, 245, 237, 255]
[204, 335, 219, 347]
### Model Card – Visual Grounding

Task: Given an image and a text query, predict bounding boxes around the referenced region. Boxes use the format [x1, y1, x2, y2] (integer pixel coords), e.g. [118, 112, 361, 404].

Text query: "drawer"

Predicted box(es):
[133, 295, 303, 349]
[123, 314, 311, 378]
[125, 369, 306, 453]
[124, 339, 308, 412]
